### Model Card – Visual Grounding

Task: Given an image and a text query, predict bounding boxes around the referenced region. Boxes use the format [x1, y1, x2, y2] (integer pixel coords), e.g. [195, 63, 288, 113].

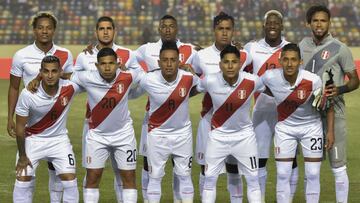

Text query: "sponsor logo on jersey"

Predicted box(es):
[60, 96, 68, 106]
[179, 87, 187, 97]
[238, 89, 247, 100]
[321, 50, 330, 60]
[117, 83, 125, 94]
[297, 89, 306, 100]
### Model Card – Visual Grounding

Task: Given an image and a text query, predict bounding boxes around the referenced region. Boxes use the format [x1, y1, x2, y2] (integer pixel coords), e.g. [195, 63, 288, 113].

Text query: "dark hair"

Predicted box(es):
[160, 41, 179, 55]
[220, 45, 240, 59]
[96, 16, 115, 29]
[306, 5, 331, 24]
[213, 11, 234, 29]
[97, 47, 117, 60]
[160, 14, 177, 23]
[32, 12, 57, 29]
[281, 43, 301, 59]
[41, 55, 60, 69]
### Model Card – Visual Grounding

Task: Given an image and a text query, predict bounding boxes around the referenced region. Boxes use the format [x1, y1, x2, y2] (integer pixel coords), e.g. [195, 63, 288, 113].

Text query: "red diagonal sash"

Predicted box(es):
[115, 49, 130, 65]
[54, 50, 69, 69]
[200, 92, 213, 118]
[277, 79, 313, 121]
[211, 79, 254, 130]
[148, 75, 193, 132]
[89, 72, 132, 129]
[257, 48, 282, 76]
[25, 85, 75, 136]
[179, 45, 192, 64]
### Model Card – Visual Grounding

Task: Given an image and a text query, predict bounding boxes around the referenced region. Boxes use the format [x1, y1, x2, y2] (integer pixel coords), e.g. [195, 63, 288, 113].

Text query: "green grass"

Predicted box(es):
[0, 79, 359, 202]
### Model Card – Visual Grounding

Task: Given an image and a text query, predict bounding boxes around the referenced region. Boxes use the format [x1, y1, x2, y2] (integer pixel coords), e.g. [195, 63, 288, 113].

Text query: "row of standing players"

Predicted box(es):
[8, 5, 359, 203]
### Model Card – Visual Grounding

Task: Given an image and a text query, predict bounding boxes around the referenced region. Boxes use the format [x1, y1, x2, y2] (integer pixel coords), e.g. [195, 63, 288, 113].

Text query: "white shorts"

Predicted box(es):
[139, 112, 149, 156]
[147, 133, 193, 178]
[16, 135, 76, 177]
[205, 129, 258, 177]
[195, 117, 210, 165]
[84, 128, 137, 170]
[274, 121, 323, 159]
[253, 110, 277, 159]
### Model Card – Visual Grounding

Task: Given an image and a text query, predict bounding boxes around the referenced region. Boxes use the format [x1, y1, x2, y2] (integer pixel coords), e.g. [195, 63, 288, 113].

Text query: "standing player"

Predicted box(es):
[139, 41, 199, 203]
[243, 10, 299, 202]
[299, 5, 359, 203]
[7, 12, 73, 203]
[13, 56, 79, 203]
[193, 12, 251, 202]
[74, 16, 141, 203]
[197, 45, 262, 203]
[135, 14, 200, 203]
[261, 43, 334, 203]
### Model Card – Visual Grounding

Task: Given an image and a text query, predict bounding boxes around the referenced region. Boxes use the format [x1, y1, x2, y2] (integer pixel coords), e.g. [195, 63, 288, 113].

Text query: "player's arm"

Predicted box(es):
[325, 70, 359, 97]
[325, 104, 335, 150]
[15, 114, 32, 176]
[7, 75, 22, 137]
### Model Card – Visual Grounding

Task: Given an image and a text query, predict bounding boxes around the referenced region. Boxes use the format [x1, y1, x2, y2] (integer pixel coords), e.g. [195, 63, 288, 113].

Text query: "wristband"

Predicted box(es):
[338, 85, 349, 95]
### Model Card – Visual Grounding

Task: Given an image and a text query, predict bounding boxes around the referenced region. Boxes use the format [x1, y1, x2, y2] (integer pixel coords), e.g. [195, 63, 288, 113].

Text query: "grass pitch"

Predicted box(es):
[0, 79, 359, 202]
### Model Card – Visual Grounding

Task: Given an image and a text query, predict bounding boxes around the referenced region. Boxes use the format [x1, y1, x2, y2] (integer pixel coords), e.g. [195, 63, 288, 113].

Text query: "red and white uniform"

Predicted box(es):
[10, 42, 73, 86]
[139, 69, 199, 178]
[135, 39, 200, 156]
[194, 43, 251, 165]
[244, 38, 289, 159]
[261, 69, 323, 159]
[197, 72, 264, 177]
[71, 68, 144, 169]
[15, 80, 82, 176]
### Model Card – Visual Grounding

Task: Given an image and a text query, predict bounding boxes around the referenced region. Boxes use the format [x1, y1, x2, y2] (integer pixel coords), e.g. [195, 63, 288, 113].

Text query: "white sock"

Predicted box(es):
[173, 172, 181, 202]
[49, 169, 63, 203]
[142, 169, 149, 201]
[83, 188, 99, 203]
[13, 179, 33, 203]
[305, 162, 321, 203]
[178, 175, 194, 201]
[199, 173, 205, 199]
[147, 177, 162, 202]
[276, 161, 292, 203]
[202, 176, 218, 203]
[61, 178, 79, 203]
[289, 166, 299, 202]
[258, 167, 267, 203]
[244, 175, 261, 203]
[227, 173, 243, 203]
[332, 166, 349, 203]
[122, 189, 137, 203]
[114, 174, 123, 203]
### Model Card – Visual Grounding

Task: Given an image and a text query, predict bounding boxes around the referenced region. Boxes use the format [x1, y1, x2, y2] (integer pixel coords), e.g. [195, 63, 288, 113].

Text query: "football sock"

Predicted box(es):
[147, 177, 162, 202]
[332, 166, 349, 203]
[173, 172, 181, 202]
[61, 178, 79, 203]
[202, 176, 218, 203]
[122, 189, 137, 203]
[199, 173, 205, 199]
[83, 188, 99, 203]
[13, 179, 33, 203]
[289, 166, 299, 202]
[305, 162, 321, 203]
[178, 174, 194, 201]
[142, 169, 149, 201]
[114, 174, 123, 203]
[227, 172, 243, 203]
[276, 161, 292, 203]
[244, 175, 261, 203]
[258, 167, 267, 203]
[49, 169, 63, 203]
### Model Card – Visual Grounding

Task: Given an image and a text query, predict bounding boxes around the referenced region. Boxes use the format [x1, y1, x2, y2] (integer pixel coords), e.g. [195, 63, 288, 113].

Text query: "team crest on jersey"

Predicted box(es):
[179, 87, 187, 97]
[60, 96, 69, 106]
[297, 89, 306, 100]
[321, 50, 330, 60]
[117, 83, 125, 94]
[237, 89, 247, 100]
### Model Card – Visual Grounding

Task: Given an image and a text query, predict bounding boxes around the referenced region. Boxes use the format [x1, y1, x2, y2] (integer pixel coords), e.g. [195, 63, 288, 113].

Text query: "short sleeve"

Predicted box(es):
[139, 73, 149, 90]
[135, 44, 146, 62]
[192, 74, 200, 87]
[338, 45, 356, 73]
[74, 54, 85, 71]
[254, 75, 265, 92]
[196, 76, 207, 93]
[189, 51, 202, 75]
[15, 90, 31, 117]
[63, 51, 74, 73]
[70, 71, 86, 87]
[10, 51, 24, 77]
[130, 67, 146, 84]
[126, 51, 142, 69]
[313, 75, 322, 91]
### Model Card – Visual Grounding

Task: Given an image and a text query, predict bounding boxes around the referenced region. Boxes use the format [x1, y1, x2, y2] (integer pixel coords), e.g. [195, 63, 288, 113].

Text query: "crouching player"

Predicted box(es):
[261, 43, 334, 203]
[197, 45, 263, 203]
[13, 56, 80, 203]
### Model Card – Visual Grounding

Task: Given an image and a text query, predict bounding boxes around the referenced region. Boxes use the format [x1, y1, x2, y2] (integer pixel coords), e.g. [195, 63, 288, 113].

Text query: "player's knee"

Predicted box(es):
[225, 163, 239, 174]
[304, 162, 321, 180]
[120, 170, 136, 188]
[276, 162, 292, 180]
[59, 173, 76, 181]
[178, 175, 194, 196]
[85, 168, 103, 188]
[259, 158, 268, 168]
[244, 175, 259, 189]
[204, 176, 218, 191]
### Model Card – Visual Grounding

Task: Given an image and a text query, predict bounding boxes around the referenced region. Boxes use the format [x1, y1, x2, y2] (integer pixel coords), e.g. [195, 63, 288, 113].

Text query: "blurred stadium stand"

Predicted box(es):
[0, 0, 359, 46]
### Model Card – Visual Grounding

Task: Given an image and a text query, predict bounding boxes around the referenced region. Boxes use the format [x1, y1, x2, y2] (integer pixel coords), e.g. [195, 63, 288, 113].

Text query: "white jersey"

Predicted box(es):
[261, 69, 322, 126]
[74, 43, 140, 71]
[70, 68, 144, 136]
[10, 42, 73, 86]
[139, 69, 199, 135]
[197, 72, 265, 134]
[244, 38, 289, 112]
[15, 80, 82, 138]
[135, 39, 200, 72]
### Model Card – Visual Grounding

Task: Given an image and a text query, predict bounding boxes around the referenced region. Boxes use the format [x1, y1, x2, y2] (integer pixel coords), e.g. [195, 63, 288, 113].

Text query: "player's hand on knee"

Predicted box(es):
[7, 119, 16, 138]
[16, 156, 33, 177]
[325, 131, 335, 150]
[83, 43, 95, 54]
